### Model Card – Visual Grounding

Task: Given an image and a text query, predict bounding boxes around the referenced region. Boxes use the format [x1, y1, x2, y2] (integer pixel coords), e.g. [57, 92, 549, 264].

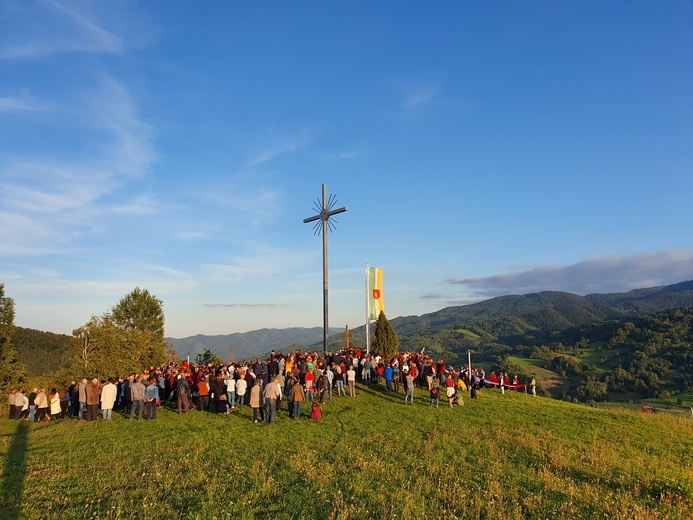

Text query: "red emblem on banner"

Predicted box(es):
[373, 289, 380, 299]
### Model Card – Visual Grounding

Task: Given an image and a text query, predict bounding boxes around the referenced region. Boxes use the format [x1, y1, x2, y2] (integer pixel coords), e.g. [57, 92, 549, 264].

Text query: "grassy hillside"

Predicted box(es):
[1, 384, 691, 519]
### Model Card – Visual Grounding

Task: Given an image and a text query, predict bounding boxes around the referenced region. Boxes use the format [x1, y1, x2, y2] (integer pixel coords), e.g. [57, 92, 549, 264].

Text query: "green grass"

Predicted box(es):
[1, 384, 692, 519]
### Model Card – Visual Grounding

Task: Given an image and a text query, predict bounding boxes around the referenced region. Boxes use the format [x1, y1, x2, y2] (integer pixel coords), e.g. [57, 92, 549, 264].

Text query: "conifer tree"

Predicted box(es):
[372, 311, 399, 359]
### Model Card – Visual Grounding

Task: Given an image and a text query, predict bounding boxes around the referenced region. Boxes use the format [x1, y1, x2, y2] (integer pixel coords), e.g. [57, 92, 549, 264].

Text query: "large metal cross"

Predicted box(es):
[303, 184, 348, 354]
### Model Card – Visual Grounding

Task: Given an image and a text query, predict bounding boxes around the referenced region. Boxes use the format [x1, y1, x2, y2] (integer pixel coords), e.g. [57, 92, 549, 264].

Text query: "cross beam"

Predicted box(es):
[340, 325, 355, 350]
[303, 184, 348, 354]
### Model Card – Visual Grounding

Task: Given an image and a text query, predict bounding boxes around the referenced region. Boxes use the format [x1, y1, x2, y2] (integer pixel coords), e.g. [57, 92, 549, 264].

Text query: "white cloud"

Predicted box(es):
[445, 250, 693, 298]
[0, 76, 156, 256]
[0, 0, 122, 60]
[0, 94, 41, 112]
[245, 131, 314, 168]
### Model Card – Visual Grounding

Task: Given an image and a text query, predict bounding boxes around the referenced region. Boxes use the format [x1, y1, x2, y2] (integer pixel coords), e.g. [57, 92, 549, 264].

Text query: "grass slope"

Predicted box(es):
[1, 385, 691, 519]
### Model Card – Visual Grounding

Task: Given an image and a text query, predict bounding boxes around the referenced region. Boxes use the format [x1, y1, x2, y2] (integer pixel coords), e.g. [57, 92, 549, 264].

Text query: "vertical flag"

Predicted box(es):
[368, 267, 384, 320]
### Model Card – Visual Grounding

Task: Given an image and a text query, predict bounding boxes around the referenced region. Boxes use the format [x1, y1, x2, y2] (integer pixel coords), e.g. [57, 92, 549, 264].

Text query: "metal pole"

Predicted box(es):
[322, 185, 328, 354]
[365, 264, 370, 355]
[303, 184, 347, 356]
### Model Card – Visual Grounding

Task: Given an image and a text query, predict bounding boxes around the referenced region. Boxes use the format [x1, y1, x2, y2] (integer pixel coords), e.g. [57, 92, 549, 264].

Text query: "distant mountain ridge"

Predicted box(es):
[385, 279, 693, 339]
[166, 327, 341, 362]
[166, 280, 693, 360]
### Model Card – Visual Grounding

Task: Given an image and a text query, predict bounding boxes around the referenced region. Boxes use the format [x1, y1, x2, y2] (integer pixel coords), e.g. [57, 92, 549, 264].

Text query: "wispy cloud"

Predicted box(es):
[445, 250, 693, 298]
[316, 148, 367, 161]
[0, 94, 41, 112]
[0, 76, 156, 256]
[245, 131, 313, 168]
[0, 0, 122, 60]
[204, 303, 290, 308]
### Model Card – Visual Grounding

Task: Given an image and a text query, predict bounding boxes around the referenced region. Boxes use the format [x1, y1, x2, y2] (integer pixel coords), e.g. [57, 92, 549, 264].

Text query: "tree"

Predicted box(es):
[195, 348, 223, 367]
[111, 287, 166, 367]
[111, 287, 165, 347]
[0, 285, 27, 391]
[59, 288, 167, 380]
[371, 311, 399, 358]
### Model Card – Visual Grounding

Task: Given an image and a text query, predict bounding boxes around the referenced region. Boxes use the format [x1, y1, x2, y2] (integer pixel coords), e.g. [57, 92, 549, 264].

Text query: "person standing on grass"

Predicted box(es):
[325, 365, 334, 400]
[236, 373, 247, 410]
[470, 380, 479, 400]
[86, 379, 100, 421]
[244, 369, 255, 406]
[290, 378, 305, 419]
[334, 366, 345, 396]
[130, 377, 146, 420]
[384, 364, 393, 392]
[249, 379, 263, 423]
[445, 373, 456, 408]
[430, 379, 440, 408]
[530, 377, 537, 397]
[49, 388, 60, 421]
[284, 372, 296, 416]
[144, 377, 159, 420]
[263, 377, 281, 423]
[35, 387, 49, 422]
[391, 358, 401, 393]
[304, 370, 315, 402]
[14, 388, 26, 420]
[101, 378, 118, 420]
[211, 371, 228, 414]
[59, 385, 70, 420]
[347, 365, 356, 397]
[404, 370, 415, 405]
[78, 379, 88, 420]
[226, 375, 236, 410]
[197, 375, 210, 412]
[28, 388, 37, 422]
[120, 376, 131, 413]
[317, 371, 329, 404]
[176, 372, 191, 414]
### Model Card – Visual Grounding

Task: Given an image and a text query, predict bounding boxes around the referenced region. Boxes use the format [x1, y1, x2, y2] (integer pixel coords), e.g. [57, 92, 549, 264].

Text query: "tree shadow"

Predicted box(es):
[0, 421, 29, 520]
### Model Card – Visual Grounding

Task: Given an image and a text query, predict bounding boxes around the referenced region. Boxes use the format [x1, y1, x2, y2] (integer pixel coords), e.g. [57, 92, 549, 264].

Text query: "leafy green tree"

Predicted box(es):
[0, 284, 27, 390]
[64, 314, 150, 379]
[111, 287, 165, 347]
[575, 376, 608, 400]
[371, 311, 399, 359]
[59, 288, 166, 379]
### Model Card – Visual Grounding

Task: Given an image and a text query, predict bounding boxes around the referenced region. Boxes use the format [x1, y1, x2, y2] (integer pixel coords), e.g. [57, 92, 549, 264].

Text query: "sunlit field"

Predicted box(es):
[1, 384, 691, 519]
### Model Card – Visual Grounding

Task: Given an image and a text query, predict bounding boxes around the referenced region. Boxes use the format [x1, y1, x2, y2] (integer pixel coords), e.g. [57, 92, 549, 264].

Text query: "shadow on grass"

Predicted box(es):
[0, 420, 29, 520]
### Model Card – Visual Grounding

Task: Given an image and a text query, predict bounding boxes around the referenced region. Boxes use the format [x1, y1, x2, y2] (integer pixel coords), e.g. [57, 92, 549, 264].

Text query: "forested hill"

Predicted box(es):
[386, 280, 693, 339]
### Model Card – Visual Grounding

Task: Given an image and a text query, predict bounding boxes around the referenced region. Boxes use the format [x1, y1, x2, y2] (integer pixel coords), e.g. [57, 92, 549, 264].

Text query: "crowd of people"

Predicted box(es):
[6, 349, 537, 424]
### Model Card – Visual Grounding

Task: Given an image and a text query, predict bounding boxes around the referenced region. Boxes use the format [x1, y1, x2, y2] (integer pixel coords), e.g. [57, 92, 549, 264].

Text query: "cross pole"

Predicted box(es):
[303, 184, 348, 354]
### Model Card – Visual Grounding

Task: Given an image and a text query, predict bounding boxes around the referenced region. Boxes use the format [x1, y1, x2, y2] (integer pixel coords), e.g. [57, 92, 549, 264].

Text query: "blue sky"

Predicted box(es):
[1, 1, 692, 338]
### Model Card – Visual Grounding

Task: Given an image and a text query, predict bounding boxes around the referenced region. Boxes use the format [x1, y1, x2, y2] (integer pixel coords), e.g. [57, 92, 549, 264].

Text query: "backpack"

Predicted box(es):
[430, 387, 438, 398]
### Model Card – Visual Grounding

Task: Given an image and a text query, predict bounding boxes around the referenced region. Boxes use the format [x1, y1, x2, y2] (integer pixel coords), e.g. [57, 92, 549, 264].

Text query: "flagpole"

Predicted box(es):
[365, 263, 370, 355]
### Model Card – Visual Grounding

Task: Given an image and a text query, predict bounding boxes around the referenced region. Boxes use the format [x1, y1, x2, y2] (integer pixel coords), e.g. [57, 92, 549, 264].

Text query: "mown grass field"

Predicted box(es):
[1, 384, 692, 520]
